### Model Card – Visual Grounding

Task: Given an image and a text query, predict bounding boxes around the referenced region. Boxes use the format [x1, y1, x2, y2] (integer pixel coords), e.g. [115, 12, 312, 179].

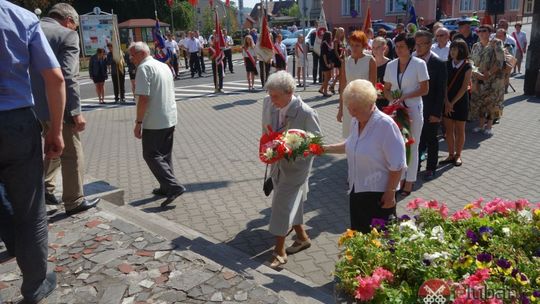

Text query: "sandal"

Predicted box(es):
[439, 156, 455, 165]
[398, 190, 412, 197]
[454, 156, 463, 167]
[269, 252, 287, 268]
[285, 239, 311, 255]
[318, 89, 325, 95]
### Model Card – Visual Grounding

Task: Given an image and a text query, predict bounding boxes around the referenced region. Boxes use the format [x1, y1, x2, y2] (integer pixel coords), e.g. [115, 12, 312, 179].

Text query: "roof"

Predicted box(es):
[118, 19, 170, 28]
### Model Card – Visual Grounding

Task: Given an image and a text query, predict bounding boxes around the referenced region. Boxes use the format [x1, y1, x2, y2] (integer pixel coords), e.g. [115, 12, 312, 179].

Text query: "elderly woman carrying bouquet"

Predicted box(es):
[324, 79, 406, 233]
[261, 71, 322, 268]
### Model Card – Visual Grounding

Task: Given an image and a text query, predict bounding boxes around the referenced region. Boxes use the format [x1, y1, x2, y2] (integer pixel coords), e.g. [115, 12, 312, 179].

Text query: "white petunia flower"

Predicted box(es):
[502, 227, 511, 237]
[430, 226, 445, 243]
[399, 220, 418, 232]
[518, 210, 532, 222]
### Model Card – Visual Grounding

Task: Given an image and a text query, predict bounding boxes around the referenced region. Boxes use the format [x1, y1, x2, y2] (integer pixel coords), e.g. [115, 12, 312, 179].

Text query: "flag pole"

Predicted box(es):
[170, 2, 175, 33]
[213, 4, 218, 93]
[260, 0, 265, 88]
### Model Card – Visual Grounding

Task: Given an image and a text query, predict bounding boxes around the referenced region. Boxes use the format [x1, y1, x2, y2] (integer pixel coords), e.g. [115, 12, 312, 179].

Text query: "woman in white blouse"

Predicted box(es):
[383, 33, 429, 197]
[324, 79, 406, 233]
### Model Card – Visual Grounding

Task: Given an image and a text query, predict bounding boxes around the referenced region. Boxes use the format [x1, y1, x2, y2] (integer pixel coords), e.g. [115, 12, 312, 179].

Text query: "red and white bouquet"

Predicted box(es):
[259, 126, 324, 165]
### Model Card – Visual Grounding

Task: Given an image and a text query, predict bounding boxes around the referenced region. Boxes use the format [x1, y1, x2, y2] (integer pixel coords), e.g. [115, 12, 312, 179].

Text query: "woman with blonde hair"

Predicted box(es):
[372, 37, 390, 109]
[330, 27, 346, 94]
[295, 34, 307, 87]
[89, 48, 108, 104]
[318, 31, 334, 97]
[338, 31, 376, 138]
[243, 35, 258, 91]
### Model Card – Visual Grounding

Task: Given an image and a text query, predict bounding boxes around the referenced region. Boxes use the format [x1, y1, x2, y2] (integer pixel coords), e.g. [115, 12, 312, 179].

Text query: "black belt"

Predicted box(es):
[0, 106, 32, 114]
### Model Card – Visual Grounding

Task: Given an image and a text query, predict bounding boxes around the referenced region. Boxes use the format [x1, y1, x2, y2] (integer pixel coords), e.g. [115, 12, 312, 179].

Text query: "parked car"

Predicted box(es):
[279, 29, 292, 40]
[283, 28, 316, 55]
[440, 18, 479, 31]
[372, 22, 397, 39]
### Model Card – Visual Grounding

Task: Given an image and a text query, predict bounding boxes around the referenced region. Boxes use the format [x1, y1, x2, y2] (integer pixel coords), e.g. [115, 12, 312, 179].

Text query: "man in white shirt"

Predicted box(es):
[511, 22, 527, 74]
[222, 29, 234, 73]
[165, 31, 180, 78]
[129, 42, 186, 207]
[493, 19, 516, 55]
[431, 27, 450, 61]
[195, 30, 206, 73]
[185, 31, 202, 78]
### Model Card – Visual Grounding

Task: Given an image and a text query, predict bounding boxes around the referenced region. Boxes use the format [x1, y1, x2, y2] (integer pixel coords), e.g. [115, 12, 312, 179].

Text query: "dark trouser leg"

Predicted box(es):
[225, 49, 233, 73]
[112, 73, 119, 101]
[172, 54, 179, 76]
[212, 62, 224, 89]
[312, 53, 319, 83]
[419, 121, 440, 172]
[0, 108, 50, 301]
[142, 127, 183, 195]
[199, 54, 205, 73]
[118, 71, 126, 100]
[259, 61, 266, 86]
[190, 52, 198, 77]
[349, 191, 395, 234]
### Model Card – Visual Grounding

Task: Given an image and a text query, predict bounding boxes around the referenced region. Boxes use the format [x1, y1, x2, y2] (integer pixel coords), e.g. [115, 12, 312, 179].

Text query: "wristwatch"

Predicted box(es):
[135, 120, 143, 124]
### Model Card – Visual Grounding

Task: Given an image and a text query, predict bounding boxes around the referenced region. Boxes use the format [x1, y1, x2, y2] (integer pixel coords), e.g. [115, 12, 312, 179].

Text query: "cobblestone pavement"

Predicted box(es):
[77, 71, 539, 298]
[0, 206, 289, 304]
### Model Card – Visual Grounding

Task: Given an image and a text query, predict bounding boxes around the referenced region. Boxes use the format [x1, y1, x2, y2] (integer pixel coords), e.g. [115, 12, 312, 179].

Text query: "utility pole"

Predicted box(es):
[524, 2, 540, 96]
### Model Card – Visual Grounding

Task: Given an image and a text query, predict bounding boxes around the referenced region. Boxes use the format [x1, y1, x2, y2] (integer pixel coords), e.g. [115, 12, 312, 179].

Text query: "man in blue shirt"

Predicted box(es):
[0, 1, 66, 303]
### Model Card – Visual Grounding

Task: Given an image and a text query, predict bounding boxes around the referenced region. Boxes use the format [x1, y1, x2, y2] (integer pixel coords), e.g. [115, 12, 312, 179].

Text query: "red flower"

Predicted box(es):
[309, 143, 324, 156]
[375, 82, 385, 91]
[406, 137, 415, 145]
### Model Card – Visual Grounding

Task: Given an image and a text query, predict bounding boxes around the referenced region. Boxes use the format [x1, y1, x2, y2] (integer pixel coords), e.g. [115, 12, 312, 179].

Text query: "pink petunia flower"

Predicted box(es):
[406, 198, 425, 210]
[354, 276, 381, 301]
[451, 210, 472, 222]
[514, 199, 530, 210]
[472, 198, 484, 209]
[439, 204, 449, 218]
[463, 268, 490, 288]
[372, 267, 394, 283]
[427, 200, 440, 209]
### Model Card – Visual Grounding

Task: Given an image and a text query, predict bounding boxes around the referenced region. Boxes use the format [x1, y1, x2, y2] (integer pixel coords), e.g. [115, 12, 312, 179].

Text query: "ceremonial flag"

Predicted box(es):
[167, 0, 173, 7]
[212, 10, 225, 63]
[225, 0, 230, 7]
[481, 14, 493, 26]
[363, 5, 371, 31]
[256, 13, 274, 63]
[111, 15, 124, 70]
[313, 6, 327, 56]
[408, 5, 417, 25]
[188, 0, 198, 6]
[209, 0, 214, 7]
[152, 19, 170, 62]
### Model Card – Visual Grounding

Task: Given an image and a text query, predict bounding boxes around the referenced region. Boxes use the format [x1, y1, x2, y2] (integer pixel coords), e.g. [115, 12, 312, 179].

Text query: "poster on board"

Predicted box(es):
[80, 13, 115, 57]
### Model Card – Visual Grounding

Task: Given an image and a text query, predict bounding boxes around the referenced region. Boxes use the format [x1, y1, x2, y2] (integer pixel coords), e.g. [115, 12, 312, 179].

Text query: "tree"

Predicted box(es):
[166, 1, 196, 31]
[280, 3, 301, 19]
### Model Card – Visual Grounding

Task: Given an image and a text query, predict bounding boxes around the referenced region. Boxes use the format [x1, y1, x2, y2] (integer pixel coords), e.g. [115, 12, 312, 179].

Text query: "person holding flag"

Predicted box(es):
[209, 8, 225, 93]
[256, 13, 274, 87]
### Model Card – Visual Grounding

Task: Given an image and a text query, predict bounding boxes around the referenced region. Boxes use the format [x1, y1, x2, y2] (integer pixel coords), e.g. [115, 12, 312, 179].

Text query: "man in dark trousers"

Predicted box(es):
[0, 1, 66, 302]
[414, 31, 447, 180]
[309, 31, 322, 84]
[31, 3, 100, 216]
[107, 42, 126, 103]
[186, 31, 202, 78]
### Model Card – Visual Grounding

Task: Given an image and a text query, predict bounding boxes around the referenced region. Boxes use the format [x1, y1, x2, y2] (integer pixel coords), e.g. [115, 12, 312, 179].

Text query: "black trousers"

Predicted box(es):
[189, 52, 202, 77]
[349, 191, 396, 233]
[223, 49, 233, 73]
[312, 52, 323, 83]
[419, 121, 440, 172]
[199, 52, 206, 73]
[0, 107, 49, 300]
[211, 61, 224, 90]
[259, 61, 271, 87]
[111, 71, 125, 101]
[142, 127, 183, 195]
[171, 53, 179, 76]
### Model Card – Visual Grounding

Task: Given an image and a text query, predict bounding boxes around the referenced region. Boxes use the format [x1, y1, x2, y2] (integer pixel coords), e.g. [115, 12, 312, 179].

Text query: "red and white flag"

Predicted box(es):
[363, 6, 372, 32]
[212, 10, 225, 64]
[225, 0, 230, 7]
[256, 13, 274, 63]
[188, 0, 198, 6]
[313, 7, 327, 56]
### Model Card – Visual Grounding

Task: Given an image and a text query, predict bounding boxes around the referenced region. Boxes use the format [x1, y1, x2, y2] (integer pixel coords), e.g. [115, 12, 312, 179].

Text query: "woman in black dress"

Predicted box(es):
[318, 31, 333, 97]
[89, 48, 108, 104]
[329, 27, 345, 94]
[372, 37, 390, 110]
[442, 39, 472, 167]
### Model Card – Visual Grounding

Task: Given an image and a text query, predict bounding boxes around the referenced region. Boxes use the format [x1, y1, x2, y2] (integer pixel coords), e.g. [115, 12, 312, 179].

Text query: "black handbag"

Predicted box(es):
[263, 164, 273, 196]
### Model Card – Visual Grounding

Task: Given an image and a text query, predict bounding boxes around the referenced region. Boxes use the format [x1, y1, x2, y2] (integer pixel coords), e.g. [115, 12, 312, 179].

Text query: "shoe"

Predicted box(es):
[493, 118, 500, 125]
[329, 87, 335, 94]
[152, 188, 167, 196]
[45, 193, 60, 205]
[420, 152, 427, 162]
[423, 170, 436, 181]
[483, 128, 494, 136]
[269, 252, 287, 269]
[439, 156, 455, 165]
[472, 127, 483, 133]
[398, 189, 412, 197]
[160, 186, 186, 207]
[20, 272, 57, 304]
[454, 156, 463, 167]
[65, 198, 100, 216]
[285, 239, 311, 254]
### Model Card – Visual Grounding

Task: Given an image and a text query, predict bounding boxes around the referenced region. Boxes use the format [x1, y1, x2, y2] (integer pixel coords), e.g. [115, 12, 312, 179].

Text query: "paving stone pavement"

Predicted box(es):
[0, 207, 290, 304]
[77, 73, 539, 298]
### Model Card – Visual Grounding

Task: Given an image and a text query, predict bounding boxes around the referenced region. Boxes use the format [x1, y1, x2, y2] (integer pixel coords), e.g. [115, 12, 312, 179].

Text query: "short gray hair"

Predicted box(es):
[49, 3, 79, 26]
[343, 79, 377, 108]
[415, 30, 433, 41]
[435, 27, 449, 36]
[127, 42, 151, 55]
[265, 71, 295, 94]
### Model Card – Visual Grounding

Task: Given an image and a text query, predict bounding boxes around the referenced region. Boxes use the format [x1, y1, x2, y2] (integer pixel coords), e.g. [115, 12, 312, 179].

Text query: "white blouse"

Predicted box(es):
[384, 56, 429, 106]
[345, 109, 407, 193]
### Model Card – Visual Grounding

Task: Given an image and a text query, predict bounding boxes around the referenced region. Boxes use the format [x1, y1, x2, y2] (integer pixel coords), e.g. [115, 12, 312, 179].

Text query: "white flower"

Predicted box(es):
[430, 226, 445, 243]
[399, 220, 418, 232]
[262, 148, 274, 160]
[502, 227, 511, 237]
[408, 232, 425, 241]
[423, 251, 450, 263]
[518, 210, 532, 222]
[283, 132, 304, 150]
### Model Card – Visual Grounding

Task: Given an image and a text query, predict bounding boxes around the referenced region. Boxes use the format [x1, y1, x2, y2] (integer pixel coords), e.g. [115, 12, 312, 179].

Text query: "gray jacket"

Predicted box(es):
[31, 17, 80, 124]
[262, 95, 322, 186]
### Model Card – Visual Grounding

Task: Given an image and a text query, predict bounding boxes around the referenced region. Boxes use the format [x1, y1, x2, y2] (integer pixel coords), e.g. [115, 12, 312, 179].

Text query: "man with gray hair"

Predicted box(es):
[31, 2, 100, 215]
[431, 27, 450, 61]
[128, 42, 186, 207]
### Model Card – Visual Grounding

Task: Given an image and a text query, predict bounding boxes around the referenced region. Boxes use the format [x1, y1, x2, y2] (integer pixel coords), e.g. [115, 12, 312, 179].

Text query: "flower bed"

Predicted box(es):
[335, 198, 540, 303]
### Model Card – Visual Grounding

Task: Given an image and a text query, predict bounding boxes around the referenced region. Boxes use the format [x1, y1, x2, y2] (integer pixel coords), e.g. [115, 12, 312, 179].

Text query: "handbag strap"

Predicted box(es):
[264, 164, 269, 181]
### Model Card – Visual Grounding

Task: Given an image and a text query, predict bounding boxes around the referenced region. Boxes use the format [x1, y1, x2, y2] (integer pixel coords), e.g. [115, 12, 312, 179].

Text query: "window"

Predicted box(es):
[525, 0, 534, 13]
[478, 0, 486, 10]
[341, 0, 360, 16]
[460, 0, 472, 11]
[386, 0, 406, 13]
[509, 0, 519, 10]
